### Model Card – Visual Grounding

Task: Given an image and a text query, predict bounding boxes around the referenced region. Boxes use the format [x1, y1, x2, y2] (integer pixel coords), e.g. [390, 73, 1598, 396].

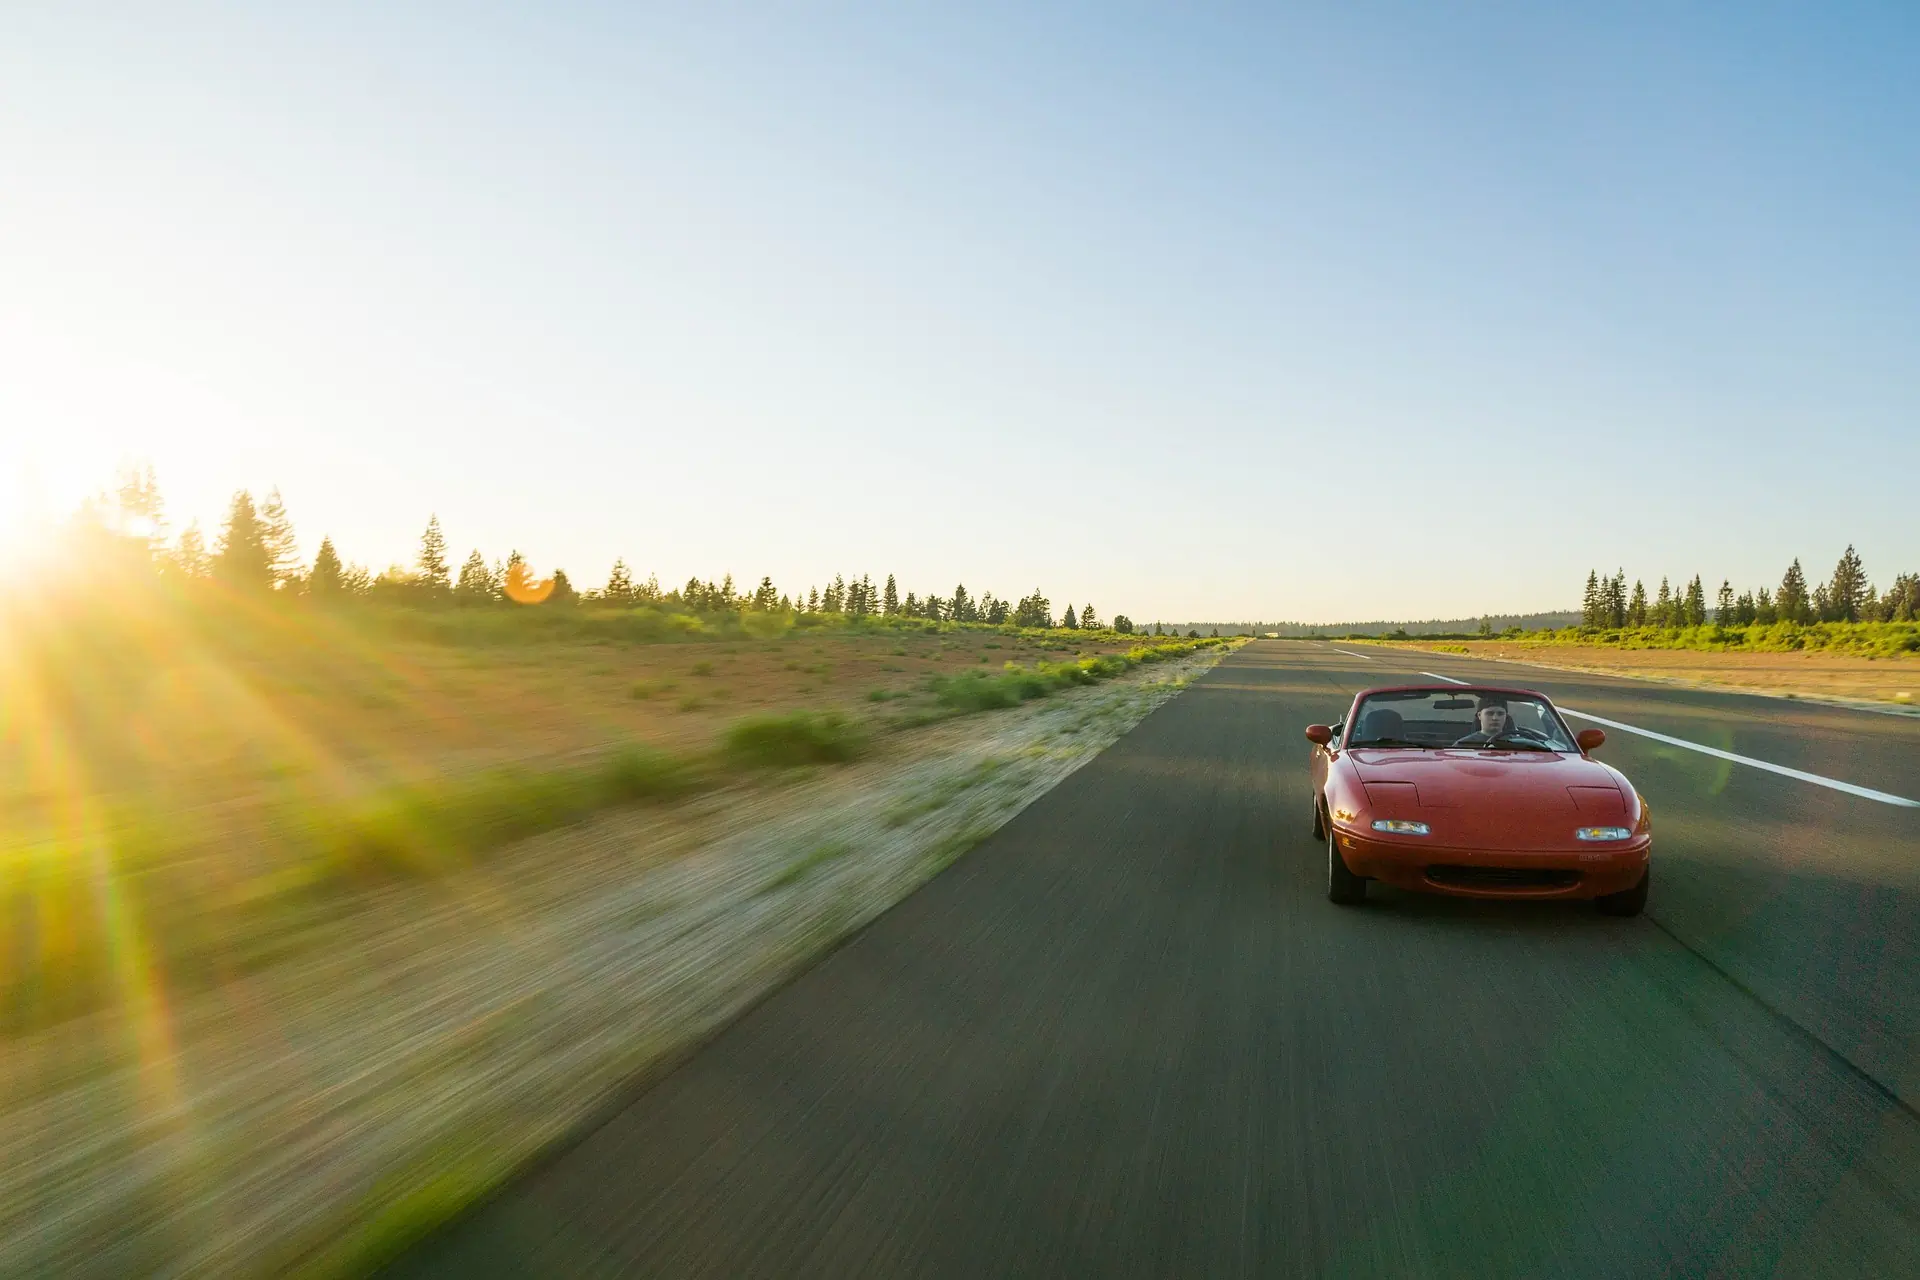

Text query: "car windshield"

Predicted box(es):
[1346, 689, 1577, 752]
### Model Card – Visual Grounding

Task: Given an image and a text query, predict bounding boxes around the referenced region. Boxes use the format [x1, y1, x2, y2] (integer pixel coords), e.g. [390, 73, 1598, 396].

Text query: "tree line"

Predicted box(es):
[1580, 546, 1920, 630]
[70, 469, 1139, 633]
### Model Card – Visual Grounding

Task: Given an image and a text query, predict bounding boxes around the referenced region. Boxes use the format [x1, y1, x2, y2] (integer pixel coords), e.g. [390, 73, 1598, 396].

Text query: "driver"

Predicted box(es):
[1453, 695, 1515, 746]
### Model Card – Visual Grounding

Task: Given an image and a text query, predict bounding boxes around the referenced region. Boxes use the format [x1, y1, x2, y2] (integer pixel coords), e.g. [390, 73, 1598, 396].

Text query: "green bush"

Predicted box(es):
[328, 746, 701, 878]
[724, 711, 869, 767]
[925, 639, 1221, 714]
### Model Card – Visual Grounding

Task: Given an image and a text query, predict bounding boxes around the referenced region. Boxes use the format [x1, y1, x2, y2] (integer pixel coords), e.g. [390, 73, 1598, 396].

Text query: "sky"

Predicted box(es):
[3, 2, 1916, 623]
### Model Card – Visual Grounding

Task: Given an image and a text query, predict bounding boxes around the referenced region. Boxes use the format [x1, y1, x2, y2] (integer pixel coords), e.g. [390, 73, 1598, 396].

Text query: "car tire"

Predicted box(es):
[1327, 824, 1366, 905]
[1312, 798, 1325, 840]
[1597, 867, 1649, 917]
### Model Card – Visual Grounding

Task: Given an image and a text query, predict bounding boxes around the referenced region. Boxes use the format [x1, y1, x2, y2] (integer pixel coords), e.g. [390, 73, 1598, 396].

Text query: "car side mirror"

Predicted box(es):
[1576, 728, 1606, 753]
[1305, 724, 1333, 746]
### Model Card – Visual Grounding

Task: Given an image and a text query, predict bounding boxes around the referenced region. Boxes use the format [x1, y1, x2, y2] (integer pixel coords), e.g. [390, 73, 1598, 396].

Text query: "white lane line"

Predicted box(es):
[1330, 648, 1374, 660]
[1558, 708, 1920, 808]
[1419, 671, 1469, 685]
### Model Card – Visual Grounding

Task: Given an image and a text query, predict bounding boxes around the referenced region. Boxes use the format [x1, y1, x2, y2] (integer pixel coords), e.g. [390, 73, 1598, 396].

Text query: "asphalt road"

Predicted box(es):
[389, 642, 1920, 1278]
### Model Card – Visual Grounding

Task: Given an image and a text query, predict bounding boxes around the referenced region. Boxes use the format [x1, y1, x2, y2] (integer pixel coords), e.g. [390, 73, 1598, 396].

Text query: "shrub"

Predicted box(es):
[596, 747, 701, 801]
[329, 746, 700, 878]
[724, 711, 869, 767]
[739, 610, 794, 640]
[691, 660, 715, 676]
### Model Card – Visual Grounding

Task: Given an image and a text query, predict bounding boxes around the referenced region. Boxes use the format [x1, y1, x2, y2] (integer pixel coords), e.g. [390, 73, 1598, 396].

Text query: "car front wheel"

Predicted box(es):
[1327, 820, 1366, 905]
[1597, 867, 1649, 917]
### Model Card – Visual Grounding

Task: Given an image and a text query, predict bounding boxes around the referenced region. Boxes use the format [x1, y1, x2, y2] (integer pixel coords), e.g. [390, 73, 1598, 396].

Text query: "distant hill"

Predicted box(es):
[1147, 611, 1581, 638]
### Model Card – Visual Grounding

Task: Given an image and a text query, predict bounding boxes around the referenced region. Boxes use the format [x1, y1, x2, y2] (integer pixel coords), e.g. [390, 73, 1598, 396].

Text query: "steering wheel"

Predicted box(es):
[1451, 726, 1549, 748]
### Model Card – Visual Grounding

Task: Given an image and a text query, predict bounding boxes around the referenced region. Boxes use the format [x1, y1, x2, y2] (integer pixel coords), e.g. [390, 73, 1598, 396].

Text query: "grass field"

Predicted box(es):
[1, 591, 1210, 1031]
[1376, 635, 1920, 709]
[0, 582, 1236, 1275]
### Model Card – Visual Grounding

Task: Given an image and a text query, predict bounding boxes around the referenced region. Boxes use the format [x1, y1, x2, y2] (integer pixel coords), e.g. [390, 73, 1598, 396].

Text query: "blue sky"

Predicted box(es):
[3, 2, 1915, 621]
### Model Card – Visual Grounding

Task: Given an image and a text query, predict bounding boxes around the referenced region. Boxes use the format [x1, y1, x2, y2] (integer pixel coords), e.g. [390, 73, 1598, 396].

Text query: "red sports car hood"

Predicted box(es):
[1347, 749, 1633, 850]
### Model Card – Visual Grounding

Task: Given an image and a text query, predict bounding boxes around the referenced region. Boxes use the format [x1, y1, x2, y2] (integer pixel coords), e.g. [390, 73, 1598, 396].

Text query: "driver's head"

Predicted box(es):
[1475, 696, 1509, 734]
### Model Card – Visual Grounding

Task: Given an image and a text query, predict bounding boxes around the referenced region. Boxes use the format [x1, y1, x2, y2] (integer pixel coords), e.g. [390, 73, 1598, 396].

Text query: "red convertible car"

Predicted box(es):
[1305, 684, 1650, 914]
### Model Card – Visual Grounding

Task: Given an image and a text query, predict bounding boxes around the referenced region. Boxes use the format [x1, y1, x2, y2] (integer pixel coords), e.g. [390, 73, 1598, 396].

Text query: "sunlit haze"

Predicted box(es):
[4, 4, 1916, 620]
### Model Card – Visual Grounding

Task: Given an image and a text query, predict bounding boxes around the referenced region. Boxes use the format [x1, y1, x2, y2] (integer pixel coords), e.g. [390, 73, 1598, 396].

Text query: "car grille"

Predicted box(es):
[1426, 865, 1582, 890]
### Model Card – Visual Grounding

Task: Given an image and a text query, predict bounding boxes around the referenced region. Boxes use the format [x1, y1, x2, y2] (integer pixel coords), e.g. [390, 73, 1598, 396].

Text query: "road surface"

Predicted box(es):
[389, 641, 1920, 1277]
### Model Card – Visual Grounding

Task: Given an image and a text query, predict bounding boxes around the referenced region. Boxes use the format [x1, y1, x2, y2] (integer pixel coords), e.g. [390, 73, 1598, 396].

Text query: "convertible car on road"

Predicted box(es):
[1305, 684, 1650, 914]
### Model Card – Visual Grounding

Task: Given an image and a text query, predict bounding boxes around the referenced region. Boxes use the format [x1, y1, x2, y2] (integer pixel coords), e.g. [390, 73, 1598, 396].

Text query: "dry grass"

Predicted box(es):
[0, 627, 1236, 1276]
[1378, 638, 1920, 710]
[2, 606, 1169, 1030]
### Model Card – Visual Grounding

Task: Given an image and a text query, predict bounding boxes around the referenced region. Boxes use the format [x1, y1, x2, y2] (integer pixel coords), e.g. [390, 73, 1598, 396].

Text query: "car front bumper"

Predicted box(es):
[1332, 827, 1650, 900]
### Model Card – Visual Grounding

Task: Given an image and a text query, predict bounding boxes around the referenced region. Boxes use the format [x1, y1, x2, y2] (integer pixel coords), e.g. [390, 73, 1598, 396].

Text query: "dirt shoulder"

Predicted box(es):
[0, 642, 1238, 1277]
[1373, 639, 1920, 715]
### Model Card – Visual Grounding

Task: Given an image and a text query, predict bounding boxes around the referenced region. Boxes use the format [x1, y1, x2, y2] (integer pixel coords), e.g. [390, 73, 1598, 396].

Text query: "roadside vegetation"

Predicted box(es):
[1328, 546, 1919, 658]
[1552, 547, 1920, 653]
[1, 470, 1223, 1035]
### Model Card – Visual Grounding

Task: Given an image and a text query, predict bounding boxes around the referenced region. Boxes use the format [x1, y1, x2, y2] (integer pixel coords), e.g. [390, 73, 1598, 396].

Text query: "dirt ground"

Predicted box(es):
[1381, 639, 1920, 712]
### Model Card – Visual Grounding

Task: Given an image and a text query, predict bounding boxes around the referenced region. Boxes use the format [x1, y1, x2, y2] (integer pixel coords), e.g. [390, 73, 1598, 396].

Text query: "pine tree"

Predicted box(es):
[310, 535, 343, 596]
[170, 521, 211, 579]
[1778, 559, 1811, 624]
[923, 593, 945, 622]
[1063, 604, 1078, 629]
[1653, 577, 1673, 628]
[1013, 590, 1051, 629]
[456, 549, 492, 604]
[1581, 570, 1602, 628]
[550, 569, 577, 605]
[1884, 573, 1920, 622]
[502, 550, 535, 604]
[606, 559, 635, 602]
[214, 491, 274, 590]
[418, 515, 451, 593]
[902, 591, 918, 616]
[1754, 587, 1777, 624]
[1826, 545, 1867, 623]
[1113, 614, 1133, 634]
[115, 463, 167, 557]
[1715, 580, 1735, 626]
[258, 487, 299, 587]
[883, 574, 899, 615]
[951, 583, 973, 623]
[808, 585, 821, 612]
[1685, 575, 1708, 627]
[1080, 603, 1098, 630]
[1628, 580, 1648, 627]
[1606, 571, 1627, 629]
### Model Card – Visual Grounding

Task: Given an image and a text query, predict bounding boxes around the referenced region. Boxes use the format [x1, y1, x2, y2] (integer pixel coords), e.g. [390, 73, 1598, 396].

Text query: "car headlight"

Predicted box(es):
[1371, 819, 1430, 835]
[1576, 826, 1632, 841]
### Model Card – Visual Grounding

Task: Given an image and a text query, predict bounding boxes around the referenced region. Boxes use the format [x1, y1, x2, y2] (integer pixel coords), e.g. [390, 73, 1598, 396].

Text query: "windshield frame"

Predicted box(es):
[1341, 687, 1580, 753]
